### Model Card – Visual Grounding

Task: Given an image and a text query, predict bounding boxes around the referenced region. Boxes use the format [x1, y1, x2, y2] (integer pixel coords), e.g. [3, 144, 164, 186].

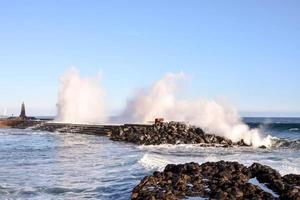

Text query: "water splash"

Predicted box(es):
[117, 72, 271, 147]
[56, 68, 107, 124]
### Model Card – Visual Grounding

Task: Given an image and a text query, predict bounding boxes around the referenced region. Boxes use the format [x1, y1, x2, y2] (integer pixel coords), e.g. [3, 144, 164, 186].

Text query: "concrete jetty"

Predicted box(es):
[34, 122, 122, 136]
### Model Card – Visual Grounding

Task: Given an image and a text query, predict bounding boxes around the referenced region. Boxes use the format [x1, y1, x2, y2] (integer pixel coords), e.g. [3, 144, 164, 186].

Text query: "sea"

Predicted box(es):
[0, 117, 299, 199]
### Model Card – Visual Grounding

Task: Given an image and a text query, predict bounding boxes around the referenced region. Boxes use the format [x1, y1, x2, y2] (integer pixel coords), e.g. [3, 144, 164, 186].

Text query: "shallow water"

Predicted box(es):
[0, 129, 146, 199]
[0, 119, 300, 199]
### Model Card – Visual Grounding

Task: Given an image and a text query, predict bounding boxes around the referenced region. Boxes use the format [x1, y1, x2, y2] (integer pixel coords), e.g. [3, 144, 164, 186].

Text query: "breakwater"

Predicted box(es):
[1, 119, 253, 147]
[0, 120, 251, 147]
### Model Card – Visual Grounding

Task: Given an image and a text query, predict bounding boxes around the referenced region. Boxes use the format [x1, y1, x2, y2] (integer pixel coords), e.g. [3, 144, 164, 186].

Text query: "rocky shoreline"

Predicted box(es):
[132, 161, 300, 200]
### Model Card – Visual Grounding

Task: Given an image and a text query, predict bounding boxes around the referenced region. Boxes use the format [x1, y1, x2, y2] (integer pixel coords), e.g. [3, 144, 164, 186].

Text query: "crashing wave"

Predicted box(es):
[270, 137, 300, 149]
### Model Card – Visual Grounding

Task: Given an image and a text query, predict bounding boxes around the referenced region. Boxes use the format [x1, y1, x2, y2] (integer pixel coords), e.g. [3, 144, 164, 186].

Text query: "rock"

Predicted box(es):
[131, 192, 139, 199]
[250, 163, 284, 193]
[282, 174, 300, 186]
[110, 122, 250, 147]
[280, 186, 300, 200]
[132, 161, 296, 200]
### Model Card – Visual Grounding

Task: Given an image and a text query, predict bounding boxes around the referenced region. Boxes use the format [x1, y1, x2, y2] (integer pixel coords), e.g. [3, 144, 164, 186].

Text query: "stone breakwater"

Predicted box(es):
[2, 119, 255, 147]
[132, 161, 300, 200]
[110, 121, 251, 147]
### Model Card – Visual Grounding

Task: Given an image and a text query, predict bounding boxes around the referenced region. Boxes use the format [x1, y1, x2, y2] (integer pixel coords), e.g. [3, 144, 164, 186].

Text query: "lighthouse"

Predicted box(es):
[19, 102, 26, 119]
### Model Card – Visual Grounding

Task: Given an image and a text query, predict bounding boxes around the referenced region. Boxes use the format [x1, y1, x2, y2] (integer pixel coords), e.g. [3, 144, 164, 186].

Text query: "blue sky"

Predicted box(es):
[0, 0, 299, 117]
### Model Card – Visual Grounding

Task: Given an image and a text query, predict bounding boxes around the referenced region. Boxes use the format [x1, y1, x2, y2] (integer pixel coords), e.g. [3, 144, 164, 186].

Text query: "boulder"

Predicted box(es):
[132, 161, 300, 200]
[110, 122, 249, 147]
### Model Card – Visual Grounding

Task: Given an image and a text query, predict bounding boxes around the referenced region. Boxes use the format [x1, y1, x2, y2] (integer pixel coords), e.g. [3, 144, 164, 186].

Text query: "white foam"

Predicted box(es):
[186, 197, 208, 200]
[289, 128, 299, 131]
[248, 177, 279, 198]
[138, 144, 300, 175]
[138, 153, 175, 171]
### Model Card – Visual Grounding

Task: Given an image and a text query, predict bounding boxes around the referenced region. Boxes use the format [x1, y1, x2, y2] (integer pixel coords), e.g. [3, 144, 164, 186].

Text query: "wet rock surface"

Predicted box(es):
[111, 121, 250, 147]
[132, 161, 300, 200]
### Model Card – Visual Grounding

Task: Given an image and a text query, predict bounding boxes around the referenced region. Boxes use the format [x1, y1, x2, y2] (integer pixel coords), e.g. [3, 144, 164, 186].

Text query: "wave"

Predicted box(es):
[270, 137, 300, 149]
[138, 153, 175, 171]
[0, 185, 87, 198]
[248, 122, 300, 132]
[138, 146, 300, 175]
[288, 128, 299, 131]
[137, 136, 300, 150]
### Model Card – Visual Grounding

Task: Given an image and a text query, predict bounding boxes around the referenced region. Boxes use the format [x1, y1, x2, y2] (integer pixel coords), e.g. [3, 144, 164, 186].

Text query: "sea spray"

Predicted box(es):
[117, 72, 272, 147]
[116, 72, 185, 123]
[56, 68, 107, 124]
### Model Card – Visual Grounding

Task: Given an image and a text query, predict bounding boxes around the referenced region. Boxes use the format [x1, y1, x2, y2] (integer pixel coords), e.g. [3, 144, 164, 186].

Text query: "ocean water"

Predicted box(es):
[0, 118, 300, 199]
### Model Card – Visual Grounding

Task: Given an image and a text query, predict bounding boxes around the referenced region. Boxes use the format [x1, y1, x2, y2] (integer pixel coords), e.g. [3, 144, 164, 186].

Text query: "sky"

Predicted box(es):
[0, 0, 299, 117]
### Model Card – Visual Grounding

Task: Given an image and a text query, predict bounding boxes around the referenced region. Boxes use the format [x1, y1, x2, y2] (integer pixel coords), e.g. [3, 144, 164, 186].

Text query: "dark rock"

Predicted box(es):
[280, 186, 300, 200]
[250, 163, 284, 193]
[110, 122, 249, 147]
[132, 161, 297, 200]
[282, 174, 300, 186]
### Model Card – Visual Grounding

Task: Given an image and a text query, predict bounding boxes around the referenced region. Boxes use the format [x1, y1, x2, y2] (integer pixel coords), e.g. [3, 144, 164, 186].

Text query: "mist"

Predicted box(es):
[117, 72, 271, 147]
[56, 68, 107, 124]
